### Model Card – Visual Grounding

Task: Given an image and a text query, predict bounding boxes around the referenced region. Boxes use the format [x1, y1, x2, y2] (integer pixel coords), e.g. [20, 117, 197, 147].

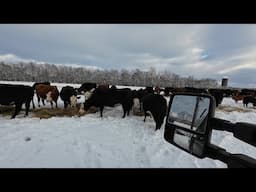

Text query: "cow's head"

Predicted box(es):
[84, 88, 95, 101]
[46, 91, 52, 102]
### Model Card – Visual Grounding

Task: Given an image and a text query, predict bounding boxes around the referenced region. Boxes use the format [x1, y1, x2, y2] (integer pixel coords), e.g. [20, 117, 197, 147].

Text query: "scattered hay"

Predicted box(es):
[217, 105, 253, 113]
[78, 106, 98, 117]
[32, 106, 98, 119]
[0, 104, 99, 119]
[133, 110, 145, 116]
[0, 106, 15, 116]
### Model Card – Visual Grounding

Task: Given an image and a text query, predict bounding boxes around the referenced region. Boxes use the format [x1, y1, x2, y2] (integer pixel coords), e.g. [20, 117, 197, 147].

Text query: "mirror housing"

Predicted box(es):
[164, 92, 216, 158]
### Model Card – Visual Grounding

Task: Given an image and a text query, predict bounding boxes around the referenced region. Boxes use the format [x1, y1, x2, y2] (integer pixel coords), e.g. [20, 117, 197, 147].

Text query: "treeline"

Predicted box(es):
[0, 62, 218, 88]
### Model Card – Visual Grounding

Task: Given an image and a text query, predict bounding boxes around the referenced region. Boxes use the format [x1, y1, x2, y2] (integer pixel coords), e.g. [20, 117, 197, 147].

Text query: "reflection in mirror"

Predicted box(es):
[173, 129, 205, 157]
[168, 95, 210, 134]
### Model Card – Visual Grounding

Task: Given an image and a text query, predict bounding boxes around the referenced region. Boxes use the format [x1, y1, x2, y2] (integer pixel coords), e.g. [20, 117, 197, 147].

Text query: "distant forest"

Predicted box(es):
[0, 62, 218, 88]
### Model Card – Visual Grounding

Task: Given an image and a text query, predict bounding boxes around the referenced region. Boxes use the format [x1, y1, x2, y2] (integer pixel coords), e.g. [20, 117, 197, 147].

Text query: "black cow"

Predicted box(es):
[241, 89, 256, 97]
[222, 89, 233, 97]
[184, 87, 209, 94]
[77, 82, 97, 94]
[131, 89, 152, 112]
[208, 89, 224, 107]
[142, 94, 167, 131]
[0, 84, 34, 118]
[145, 87, 154, 94]
[243, 96, 256, 107]
[164, 87, 175, 96]
[84, 87, 133, 118]
[60, 86, 78, 109]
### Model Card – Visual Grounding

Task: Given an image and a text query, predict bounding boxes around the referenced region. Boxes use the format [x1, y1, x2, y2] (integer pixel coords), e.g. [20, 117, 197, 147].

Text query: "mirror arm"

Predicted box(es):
[206, 144, 231, 165]
[209, 117, 234, 132]
[210, 118, 256, 147]
[206, 144, 256, 168]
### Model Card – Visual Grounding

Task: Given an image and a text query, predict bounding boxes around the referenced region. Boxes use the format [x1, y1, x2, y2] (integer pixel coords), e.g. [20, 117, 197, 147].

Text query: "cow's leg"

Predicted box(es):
[143, 113, 147, 122]
[64, 102, 68, 109]
[11, 103, 22, 119]
[50, 101, 53, 109]
[32, 99, 35, 109]
[37, 95, 41, 107]
[122, 105, 126, 118]
[24, 100, 31, 117]
[42, 99, 45, 106]
[122, 110, 126, 118]
[55, 101, 58, 108]
[155, 122, 161, 131]
[100, 106, 104, 117]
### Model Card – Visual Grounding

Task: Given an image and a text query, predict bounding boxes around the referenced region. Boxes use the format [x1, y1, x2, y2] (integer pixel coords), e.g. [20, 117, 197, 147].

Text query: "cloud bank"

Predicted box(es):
[1, 24, 256, 87]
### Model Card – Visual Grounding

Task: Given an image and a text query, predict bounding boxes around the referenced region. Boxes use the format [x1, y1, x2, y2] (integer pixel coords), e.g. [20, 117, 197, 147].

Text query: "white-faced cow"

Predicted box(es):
[35, 84, 59, 108]
[83, 87, 133, 118]
[60, 86, 79, 109]
[0, 84, 34, 118]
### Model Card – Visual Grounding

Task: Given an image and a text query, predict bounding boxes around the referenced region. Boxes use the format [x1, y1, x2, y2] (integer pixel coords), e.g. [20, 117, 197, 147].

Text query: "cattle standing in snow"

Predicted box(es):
[83, 87, 133, 118]
[142, 94, 167, 131]
[60, 86, 78, 109]
[207, 89, 224, 107]
[131, 88, 154, 112]
[243, 96, 256, 107]
[35, 84, 59, 108]
[0, 84, 34, 118]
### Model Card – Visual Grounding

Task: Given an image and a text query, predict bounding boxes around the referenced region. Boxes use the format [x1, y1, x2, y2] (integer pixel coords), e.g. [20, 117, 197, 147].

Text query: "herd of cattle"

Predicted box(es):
[1, 82, 256, 130]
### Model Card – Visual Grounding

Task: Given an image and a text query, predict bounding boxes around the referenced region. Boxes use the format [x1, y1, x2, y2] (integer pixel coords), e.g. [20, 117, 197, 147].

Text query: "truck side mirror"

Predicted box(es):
[164, 93, 216, 158]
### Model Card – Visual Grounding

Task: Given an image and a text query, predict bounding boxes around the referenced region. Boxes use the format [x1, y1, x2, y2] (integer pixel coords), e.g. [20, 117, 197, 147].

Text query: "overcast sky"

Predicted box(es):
[0, 24, 256, 88]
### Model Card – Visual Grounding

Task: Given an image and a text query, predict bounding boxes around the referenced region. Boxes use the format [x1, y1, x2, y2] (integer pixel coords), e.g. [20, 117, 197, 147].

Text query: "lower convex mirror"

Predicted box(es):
[164, 93, 215, 158]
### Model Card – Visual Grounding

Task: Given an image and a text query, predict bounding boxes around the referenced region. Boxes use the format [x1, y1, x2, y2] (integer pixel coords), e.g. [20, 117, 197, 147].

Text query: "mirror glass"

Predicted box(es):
[167, 95, 210, 134]
[173, 129, 206, 157]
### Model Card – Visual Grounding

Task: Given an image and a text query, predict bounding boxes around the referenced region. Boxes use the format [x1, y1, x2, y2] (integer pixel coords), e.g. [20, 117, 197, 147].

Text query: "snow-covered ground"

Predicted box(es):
[0, 81, 256, 168]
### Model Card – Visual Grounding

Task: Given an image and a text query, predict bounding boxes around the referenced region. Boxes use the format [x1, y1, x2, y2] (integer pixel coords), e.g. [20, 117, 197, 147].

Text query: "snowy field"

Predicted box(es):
[0, 81, 256, 168]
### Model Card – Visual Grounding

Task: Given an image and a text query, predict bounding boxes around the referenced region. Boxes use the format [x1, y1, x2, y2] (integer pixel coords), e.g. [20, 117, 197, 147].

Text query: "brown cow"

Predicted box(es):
[232, 93, 245, 103]
[35, 84, 59, 108]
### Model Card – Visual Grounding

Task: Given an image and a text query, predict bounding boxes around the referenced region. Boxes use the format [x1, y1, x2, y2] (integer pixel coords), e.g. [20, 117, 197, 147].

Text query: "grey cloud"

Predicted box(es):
[0, 24, 256, 87]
